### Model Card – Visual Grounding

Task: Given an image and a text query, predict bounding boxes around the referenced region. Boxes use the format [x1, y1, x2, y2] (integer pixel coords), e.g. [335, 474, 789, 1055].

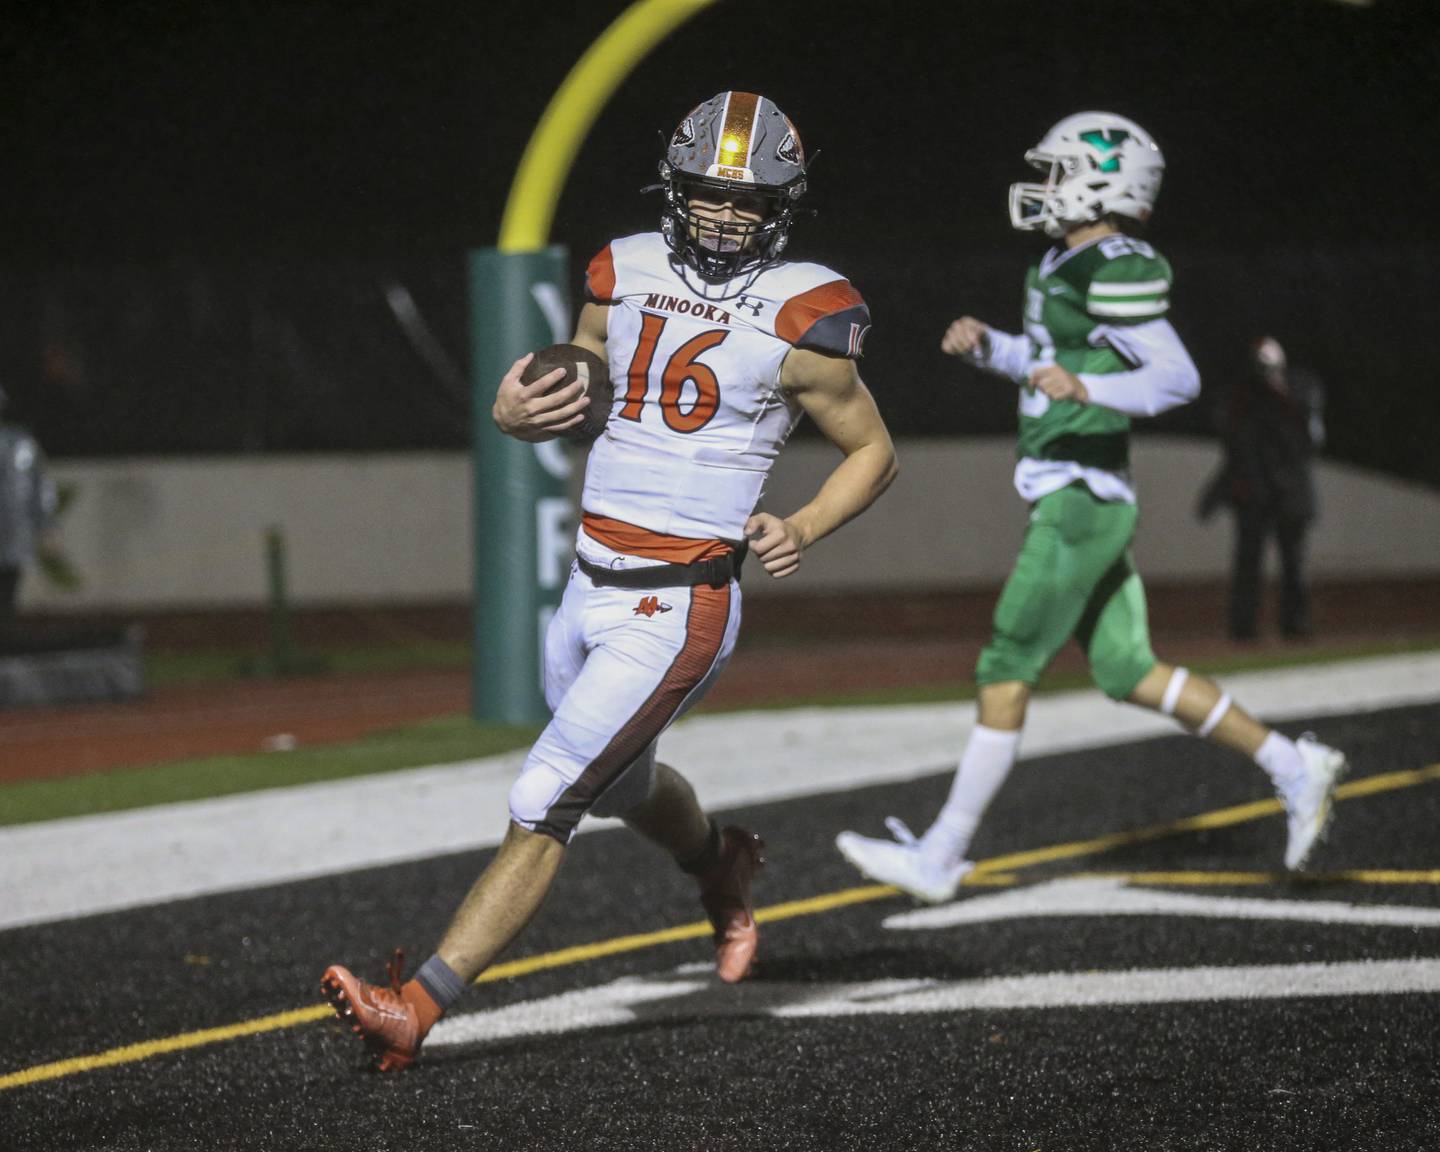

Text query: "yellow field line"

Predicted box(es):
[1075, 870, 1440, 887]
[971, 764, 1440, 875]
[0, 1006, 331, 1090]
[1326, 870, 1440, 884]
[5, 760, 1437, 1093]
[477, 921, 712, 981]
[478, 883, 905, 984]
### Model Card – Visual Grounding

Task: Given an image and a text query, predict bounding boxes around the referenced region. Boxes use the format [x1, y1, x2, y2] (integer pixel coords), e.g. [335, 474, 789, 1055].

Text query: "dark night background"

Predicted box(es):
[3, 0, 1438, 484]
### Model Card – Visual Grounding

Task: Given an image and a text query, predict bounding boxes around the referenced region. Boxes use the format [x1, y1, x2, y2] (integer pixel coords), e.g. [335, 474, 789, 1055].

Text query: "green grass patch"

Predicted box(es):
[5, 636, 1434, 829]
[1, 716, 539, 828]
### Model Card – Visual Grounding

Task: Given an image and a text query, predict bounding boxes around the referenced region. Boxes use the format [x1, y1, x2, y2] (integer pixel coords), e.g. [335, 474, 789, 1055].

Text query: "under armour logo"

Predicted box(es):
[734, 295, 764, 316]
[633, 596, 673, 618]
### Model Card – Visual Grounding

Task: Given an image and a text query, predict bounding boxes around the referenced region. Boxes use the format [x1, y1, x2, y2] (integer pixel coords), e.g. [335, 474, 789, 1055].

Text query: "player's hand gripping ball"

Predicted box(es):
[520, 344, 613, 443]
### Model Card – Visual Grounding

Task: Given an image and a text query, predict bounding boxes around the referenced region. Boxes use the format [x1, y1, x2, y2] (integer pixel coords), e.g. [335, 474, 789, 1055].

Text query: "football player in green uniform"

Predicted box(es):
[837, 112, 1347, 902]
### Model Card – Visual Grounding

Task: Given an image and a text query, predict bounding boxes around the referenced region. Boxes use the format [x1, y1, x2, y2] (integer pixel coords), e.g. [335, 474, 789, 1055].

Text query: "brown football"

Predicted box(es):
[520, 343, 613, 443]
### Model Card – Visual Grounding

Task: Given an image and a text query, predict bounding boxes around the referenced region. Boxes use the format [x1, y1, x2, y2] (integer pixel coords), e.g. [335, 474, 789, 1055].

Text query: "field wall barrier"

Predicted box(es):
[25, 437, 1440, 612]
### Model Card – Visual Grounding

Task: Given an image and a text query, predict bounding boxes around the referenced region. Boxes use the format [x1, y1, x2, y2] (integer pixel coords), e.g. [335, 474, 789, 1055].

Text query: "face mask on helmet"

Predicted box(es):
[656, 91, 808, 281]
[1008, 112, 1165, 239]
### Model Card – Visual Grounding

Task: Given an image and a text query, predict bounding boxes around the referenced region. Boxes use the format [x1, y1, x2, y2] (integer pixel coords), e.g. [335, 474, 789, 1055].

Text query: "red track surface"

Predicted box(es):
[0, 670, 470, 782]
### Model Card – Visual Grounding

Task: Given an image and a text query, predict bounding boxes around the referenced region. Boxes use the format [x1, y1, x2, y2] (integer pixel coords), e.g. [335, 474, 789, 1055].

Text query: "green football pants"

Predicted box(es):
[976, 483, 1157, 700]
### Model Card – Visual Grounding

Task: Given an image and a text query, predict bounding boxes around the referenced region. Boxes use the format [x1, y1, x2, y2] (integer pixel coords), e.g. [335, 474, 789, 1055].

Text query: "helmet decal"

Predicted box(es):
[1079, 128, 1131, 173]
[654, 91, 810, 282]
[717, 90, 760, 179]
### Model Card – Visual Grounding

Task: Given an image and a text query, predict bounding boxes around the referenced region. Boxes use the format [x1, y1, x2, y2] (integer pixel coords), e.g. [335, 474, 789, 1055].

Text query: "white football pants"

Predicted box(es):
[509, 561, 742, 842]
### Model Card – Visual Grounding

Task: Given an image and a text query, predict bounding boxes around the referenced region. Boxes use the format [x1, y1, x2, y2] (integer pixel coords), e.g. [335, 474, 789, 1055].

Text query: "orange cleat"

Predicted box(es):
[696, 826, 765, 983]
[320, 949, 428, 1073]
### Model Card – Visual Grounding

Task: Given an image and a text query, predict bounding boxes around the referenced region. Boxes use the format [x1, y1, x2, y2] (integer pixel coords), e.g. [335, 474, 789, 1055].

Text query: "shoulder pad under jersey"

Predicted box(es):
[1085, 236, 1174, 325]
[764, 262, 871, 359]
[587, 233, 684, 302]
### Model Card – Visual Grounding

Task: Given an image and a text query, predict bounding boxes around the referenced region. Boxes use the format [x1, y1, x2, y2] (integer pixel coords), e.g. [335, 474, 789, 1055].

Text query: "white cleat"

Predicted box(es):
[836, 818, 974, 904]
[1281, 735, 1348, 871]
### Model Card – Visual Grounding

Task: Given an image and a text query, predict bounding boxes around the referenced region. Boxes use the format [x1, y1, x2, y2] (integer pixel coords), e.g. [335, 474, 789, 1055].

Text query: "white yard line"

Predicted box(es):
[425, 957, 1440, 1049]
[883, 876, 1440, 931]
[1, 652, 1437, 931]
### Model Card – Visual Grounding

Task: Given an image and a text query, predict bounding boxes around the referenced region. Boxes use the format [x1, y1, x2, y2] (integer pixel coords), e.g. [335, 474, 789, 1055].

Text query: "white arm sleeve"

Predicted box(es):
[1078, 319, 1201, 417]
[968, 328, 1031, 383]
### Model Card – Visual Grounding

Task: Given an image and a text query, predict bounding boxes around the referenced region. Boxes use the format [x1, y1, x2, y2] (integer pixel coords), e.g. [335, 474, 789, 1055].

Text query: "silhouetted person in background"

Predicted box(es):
[1200, 337, 1324, 641]
[0, 384, 58, 630]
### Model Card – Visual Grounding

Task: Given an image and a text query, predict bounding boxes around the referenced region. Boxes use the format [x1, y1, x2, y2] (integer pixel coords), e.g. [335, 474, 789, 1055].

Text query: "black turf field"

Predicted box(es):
[4, 703, 1439, 1151]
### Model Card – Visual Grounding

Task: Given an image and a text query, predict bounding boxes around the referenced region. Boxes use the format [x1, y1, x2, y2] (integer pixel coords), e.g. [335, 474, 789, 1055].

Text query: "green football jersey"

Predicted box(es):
[1016, 234, 1173, 473]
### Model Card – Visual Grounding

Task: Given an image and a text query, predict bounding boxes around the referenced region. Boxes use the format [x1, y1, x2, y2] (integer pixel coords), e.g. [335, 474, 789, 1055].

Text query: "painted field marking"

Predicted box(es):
[423, 957, 1440, 1050]
[11, 649, 1438, 931]
[3, 760, 1437, 1093]
[1077, 870, 1440, 886]
[0, 1007, 328, 1091]
[882, 876, 1440, 931]
[969, 763, 1440, 875]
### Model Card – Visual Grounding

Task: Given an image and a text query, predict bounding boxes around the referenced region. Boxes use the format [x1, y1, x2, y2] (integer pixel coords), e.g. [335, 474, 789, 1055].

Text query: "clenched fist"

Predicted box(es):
[1028, 363, 1090, 404]
[744, 512, 806, 579]
[941, 316, 990, 359]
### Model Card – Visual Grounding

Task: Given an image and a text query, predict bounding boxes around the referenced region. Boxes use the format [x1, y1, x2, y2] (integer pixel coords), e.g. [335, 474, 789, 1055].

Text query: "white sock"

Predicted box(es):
[1254, 732, 1305, 790]
[919, 725, 1021, 867]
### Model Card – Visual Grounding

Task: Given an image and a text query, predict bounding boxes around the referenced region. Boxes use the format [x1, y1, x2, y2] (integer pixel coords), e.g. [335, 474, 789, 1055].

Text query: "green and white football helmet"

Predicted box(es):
[1008, 112, 1165, 238]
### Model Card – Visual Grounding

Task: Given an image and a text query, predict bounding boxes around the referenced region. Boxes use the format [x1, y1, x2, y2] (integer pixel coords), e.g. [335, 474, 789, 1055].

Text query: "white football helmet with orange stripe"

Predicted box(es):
[658, 91, 809, 280]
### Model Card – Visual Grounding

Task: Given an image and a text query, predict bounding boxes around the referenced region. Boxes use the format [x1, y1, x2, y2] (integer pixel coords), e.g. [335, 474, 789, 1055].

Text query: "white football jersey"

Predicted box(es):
[580, 231, 870, 556]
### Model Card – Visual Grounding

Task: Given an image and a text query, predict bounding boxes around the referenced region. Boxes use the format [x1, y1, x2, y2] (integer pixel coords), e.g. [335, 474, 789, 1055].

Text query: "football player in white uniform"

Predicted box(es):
[322, 91, 897, 1071]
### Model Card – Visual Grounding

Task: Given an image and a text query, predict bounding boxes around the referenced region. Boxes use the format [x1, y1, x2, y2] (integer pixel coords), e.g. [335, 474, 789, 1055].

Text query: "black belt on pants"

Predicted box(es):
[576, 540, 747, 590]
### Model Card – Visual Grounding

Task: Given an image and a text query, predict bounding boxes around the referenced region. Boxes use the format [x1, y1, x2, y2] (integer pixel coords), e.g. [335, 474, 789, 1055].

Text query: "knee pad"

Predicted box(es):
[976, 637, 1045, 689]
[508, 763, 570, 840]
[1091, 652, 1156, 702]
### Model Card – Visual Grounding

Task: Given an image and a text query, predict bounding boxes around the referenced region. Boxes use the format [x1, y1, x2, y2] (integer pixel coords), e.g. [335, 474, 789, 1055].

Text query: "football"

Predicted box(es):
[520, 343, 613, 443]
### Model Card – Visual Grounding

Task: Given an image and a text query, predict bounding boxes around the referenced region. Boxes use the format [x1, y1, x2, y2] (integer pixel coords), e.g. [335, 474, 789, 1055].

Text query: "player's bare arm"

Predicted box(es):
[569, 300, 610, 361]
[491, 303, 611, 442]
[746, 347, 897, 579]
